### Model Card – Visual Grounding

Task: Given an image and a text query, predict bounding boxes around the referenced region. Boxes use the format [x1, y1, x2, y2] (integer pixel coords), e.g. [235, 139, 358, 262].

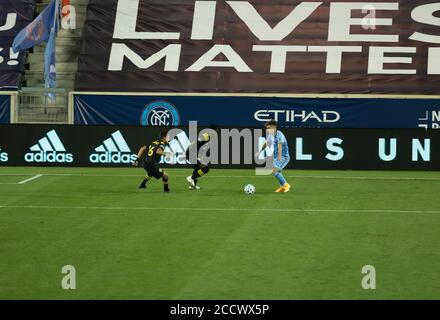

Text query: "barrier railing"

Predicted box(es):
[0, 91, 17, 123]
[15, 88, 71, 124]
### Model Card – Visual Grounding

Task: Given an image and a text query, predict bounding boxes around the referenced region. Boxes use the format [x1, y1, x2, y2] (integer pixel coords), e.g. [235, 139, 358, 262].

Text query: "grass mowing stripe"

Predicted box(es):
[1, 173, 440, 181]
[0, 205, 439, 214]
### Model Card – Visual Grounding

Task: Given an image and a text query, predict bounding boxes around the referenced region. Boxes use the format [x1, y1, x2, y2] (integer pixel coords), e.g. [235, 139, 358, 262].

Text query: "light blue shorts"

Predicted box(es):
[273, 157, 290, 171]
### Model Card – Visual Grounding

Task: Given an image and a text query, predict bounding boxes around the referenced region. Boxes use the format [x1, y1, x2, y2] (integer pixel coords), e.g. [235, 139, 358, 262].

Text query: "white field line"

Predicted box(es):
[0, 173, 440, 181]
[17, 174, 43, 185]
[0, 205, 439, 214]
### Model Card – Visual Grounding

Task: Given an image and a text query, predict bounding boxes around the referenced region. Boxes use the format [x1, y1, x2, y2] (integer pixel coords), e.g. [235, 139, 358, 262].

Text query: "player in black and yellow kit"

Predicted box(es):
[134, 130, 174, 192]
[186, 132, 211, 190]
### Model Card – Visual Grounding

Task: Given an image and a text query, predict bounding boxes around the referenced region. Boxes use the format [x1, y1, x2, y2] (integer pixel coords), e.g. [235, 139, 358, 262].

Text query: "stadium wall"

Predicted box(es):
[0, 124, 438, 170]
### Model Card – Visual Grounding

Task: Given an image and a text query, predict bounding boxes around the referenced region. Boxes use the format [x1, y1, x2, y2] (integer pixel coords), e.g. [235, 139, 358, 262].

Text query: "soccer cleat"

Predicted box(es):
[186, 176, 196, 189]
[283, 183, 291, 193]
[195, 185, 201, 190]
[275, 186, 285, 193]
[139, 183, 146, 189]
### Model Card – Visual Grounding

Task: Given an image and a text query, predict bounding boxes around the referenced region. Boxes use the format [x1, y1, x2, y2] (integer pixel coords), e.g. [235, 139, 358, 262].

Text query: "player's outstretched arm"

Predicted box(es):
[134, 146, 146, 166]
[256, 142, 267, 157]
[137, 145, 146, 158]
[156, 148, 175, 157]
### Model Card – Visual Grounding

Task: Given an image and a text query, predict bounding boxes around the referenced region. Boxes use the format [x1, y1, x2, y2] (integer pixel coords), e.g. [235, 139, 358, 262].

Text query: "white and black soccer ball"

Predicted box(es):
[244, 184, 256, 195]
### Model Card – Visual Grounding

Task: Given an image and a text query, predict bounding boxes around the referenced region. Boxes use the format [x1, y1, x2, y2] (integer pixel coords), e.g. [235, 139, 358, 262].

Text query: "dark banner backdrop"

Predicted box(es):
[0, 0, 35, 89]
[0, 124, 438, 170]
[76, 0, 440, 93]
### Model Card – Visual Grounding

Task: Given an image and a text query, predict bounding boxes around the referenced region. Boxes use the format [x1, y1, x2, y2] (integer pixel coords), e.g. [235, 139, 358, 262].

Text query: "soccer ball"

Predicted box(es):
[244, 184, 256, 195]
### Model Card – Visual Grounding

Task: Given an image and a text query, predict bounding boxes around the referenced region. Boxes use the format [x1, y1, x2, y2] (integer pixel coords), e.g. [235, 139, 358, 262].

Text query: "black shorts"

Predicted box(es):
[143, 162, 164, 179]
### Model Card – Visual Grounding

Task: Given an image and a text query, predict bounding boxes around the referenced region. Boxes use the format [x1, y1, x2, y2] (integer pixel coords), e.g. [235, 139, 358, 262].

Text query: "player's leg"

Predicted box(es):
[193, 163, 210, 188]
[139, 174, 151, 189]
[186, 164, 198, 189]
[272, 168, 286, 193]
[276, 169, 290, 192]
[273, 158, 290, 193]
[151, 166, 169, 192]
[139, 163, 153, 189]
[141, 164, 169, 192]
[194, 166, 209, 182]
[162, 171, 170, 192]
[194, 166, 209, 190]
[187, 162, 209, 190]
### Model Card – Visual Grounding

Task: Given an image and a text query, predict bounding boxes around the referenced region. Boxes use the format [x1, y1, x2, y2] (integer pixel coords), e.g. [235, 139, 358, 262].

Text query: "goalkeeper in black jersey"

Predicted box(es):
[134, 130, 174, 192]
[185, 132, 211, 190]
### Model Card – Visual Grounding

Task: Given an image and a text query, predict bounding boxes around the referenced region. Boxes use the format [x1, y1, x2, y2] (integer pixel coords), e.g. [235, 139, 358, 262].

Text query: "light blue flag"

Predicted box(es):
[44, 27, 57, 100]
[12, 0, 57, 52]
[44, 0, 60, 101]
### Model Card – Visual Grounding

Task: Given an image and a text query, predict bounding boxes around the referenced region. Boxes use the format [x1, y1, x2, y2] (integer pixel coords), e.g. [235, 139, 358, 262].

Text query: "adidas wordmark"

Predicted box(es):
[0, 147, 8, 162]
[24, 130, 73, 163]
[89, 130, 137, 164]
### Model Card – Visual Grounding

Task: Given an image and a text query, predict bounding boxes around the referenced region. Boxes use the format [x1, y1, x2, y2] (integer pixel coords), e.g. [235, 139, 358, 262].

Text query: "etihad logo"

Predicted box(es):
[0, 147, 8, 162]
[89, 130, 137, 164]
[255, 110, 340, 124]
[25, 130, 73, 163]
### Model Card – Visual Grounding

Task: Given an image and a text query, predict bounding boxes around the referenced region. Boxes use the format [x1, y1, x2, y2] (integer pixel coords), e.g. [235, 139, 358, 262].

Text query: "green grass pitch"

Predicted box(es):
[0, 167, 440, 299]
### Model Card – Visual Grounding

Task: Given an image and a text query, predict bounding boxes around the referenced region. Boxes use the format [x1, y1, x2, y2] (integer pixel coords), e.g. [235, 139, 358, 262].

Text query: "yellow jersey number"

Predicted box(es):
[148, 145, 155, 157]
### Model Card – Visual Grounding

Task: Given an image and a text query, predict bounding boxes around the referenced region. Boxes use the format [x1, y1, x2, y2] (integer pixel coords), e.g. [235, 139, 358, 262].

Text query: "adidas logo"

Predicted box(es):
[24, 130, 73, 163]
[0, 147, 8, 162]
[89, 130, 137, 164]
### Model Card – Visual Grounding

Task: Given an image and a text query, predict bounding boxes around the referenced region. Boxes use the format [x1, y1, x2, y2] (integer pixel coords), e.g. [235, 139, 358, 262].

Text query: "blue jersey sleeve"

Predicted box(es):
[275, 131, 290, 159]
[277, 131, 286, 144]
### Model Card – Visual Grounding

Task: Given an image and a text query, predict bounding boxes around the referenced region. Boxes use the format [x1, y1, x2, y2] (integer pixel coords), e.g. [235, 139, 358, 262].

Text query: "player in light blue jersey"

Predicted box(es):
[257, 120, 291, 193]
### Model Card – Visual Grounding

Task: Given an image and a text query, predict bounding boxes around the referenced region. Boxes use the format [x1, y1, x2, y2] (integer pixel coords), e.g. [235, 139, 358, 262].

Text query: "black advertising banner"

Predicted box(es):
[0, 0, 35, 89]
[0, 124, 439, 170]
[76, 0, 440, 94]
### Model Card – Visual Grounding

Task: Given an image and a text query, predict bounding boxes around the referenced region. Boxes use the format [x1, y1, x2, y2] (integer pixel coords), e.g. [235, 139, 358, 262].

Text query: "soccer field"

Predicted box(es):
[0, 167, 439, 299]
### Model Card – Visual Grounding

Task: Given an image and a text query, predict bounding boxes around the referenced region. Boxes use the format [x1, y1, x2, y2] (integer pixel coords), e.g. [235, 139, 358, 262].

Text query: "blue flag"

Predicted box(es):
[13, 0, 60, 98]
[44, 27, 57, 99]
[45, 0, 59, 98]
[12, 0, 57, 52]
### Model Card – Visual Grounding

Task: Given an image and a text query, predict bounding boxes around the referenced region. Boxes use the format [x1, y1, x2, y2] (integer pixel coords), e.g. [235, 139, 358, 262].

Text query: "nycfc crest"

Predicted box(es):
[141, 101, 180, 126]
